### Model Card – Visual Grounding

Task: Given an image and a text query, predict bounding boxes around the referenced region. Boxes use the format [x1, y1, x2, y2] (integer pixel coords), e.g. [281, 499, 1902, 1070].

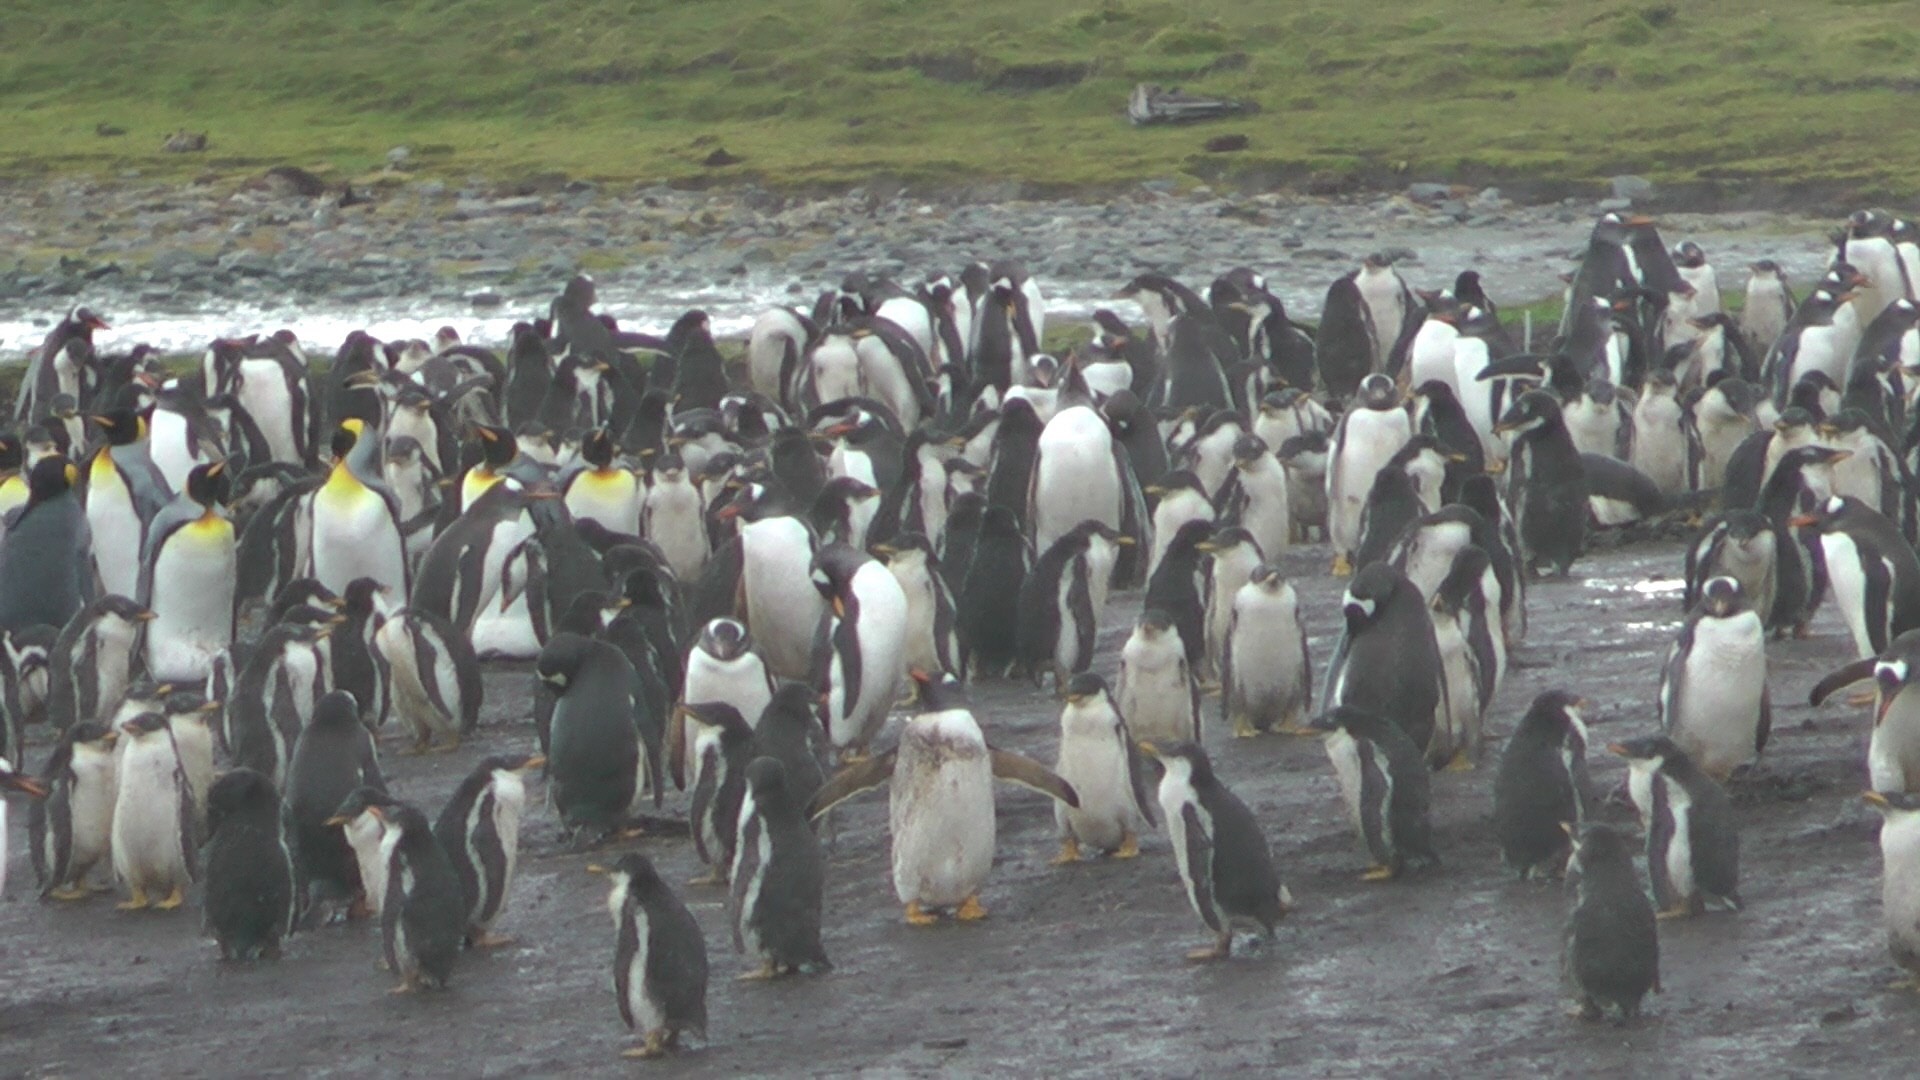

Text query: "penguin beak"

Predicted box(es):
[1788, 513, 1820, 528]
[1864, 791, 1891, 809]
[586, 863, 610, 876]
[1113, 535, 1136, 547]
[1135, 740, 1159, 759]
[1606, 742, 1630, 758]
[345, 370, 384, 389]
[518, 755, 547, 772]
[0, 770, 47, 799]
[135, 609, 158, 621]
[323, 814, 350, 827]
[89, 414, 114, 429]
[830, 597, 846, 619]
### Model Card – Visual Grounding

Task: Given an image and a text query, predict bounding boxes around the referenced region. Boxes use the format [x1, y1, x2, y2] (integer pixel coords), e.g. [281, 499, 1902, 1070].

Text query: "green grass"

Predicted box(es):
[3, 0, 1918, 197]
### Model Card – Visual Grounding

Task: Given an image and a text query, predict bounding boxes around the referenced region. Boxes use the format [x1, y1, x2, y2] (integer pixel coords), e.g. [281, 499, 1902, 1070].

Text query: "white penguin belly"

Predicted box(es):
[1408, 322, 1460, 394]
[1871, 692, 1920, 793]
[311, 483, 406, 594]
[1327, 411, 1412, 556]
[1662, 782, 1697, 905]
[1147, 492, 1211, 579]
[1324, 728, 1367, 835]
[1055, 723, 1132, 851]
[469, 588, 542, 661]
[110, 743, 187, 890]
[147, 521, 237, 683]
[893, 568, 940, 676]
[890, 748, 994, 908]
[1031, 408, 1120, 555]
[86, 468, 143, 599]
[346, 816, 390, 915]
[1879, 816, 1920, 968]
[1432, 613, 1480, 759]
[1820, 533, 1877, 660]
[1630, 400, 1687, 495]
[740, 519, 825, 680]
[238, 360, 300, 464]
[1119, 650, 1192, 744]
[1227, 594, 1308, 727]
[680, 652, 773, 781]
[827, 566, 908, 751]
[68, 757, 119, 879]
[643, 484, 708, 582]
[147, 410, 198, 494]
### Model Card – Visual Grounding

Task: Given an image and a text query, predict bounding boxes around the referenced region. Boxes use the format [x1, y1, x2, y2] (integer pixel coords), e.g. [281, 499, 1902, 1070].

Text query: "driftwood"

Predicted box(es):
[1128, 83, 1255, 126]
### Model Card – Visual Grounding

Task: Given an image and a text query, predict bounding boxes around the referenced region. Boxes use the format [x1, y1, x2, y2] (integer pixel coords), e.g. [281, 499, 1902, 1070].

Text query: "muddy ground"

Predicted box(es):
[2, 536, 1917, 1078]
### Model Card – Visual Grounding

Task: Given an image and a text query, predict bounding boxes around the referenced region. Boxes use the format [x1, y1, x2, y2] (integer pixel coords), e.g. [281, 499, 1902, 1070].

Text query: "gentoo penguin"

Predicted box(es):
[597, 852, 709, 1059]
[1768, 286, 1857, 407]
[729, 757, 831, 979]
[1863, 790, 1920, 989]
[0, 625, 54, 751]
[28, 721, 118, 899]
[1495, 390, 1589, 577]
[1661, 577, 1770, 780]
[1798, 495, 1920, 660]
[377, 801, 468, 992]
[1427, 544, 1501, 769]
[1492, 691, 1590, 879]
[1739, 260, 1796, 357]
[1145, 517, 1215, 671]
[1051, 673, 1156, 862]
[807, 672, 1078, 924]
[641, 451, 709, 583]
[1143, 470, 1213, 580]
[326, 787, 398, 919]
[374, 607, 481, 753]
[1821, 409, 1903, 519]
[1811, 631, 1920, 792]
[1222, 565, 1311, 737]
[1683, 509, 1777, 624]
[1016, 520, 1129, 687]
[1310, 705, 1438, 880]
[1317, 254, 1416, 398]
[1351, 438, 1435, 572]
[1323, 561, 1444, 756]
[1564, 823, 1661, 1021]
[672, 701, 754, 884]
[223, 621, 326, 785]
[47, 594, 150, 730]
[982, 397, 1045, 530]
[811, 542, 908, 758]
[1753, 444, 1848, 636]
[1139, 740, 1289, 960]
[201, 768, 297, 960]
[0, 757, 48, 896]
[287, 690, 387, 918]
[1118, 609, 1201, 745]
[109, 712, 196, 910]
[435, 752, 543, 947]
[719, 483, 824, 682]
[1326, 375, 1412, 574]
[540, 634, 660, 839]
[0, 456, 94, 633]
[1687, 376, 1760, 491]
[678, 618, 774, 776]
[1277, 431, 1330, 542]
[139, 461, 235, 684]
[1631, 370, 1690, 495]
[1198, 526, 1265, 686]
[564, 428, 641, 533]
[957, 504, 1031, 679]
[1224, 434, 1291, 562]
[1028, 394, 1139, 559]
[875, 534, 965, 680]
[1610, 735, 1742, 917]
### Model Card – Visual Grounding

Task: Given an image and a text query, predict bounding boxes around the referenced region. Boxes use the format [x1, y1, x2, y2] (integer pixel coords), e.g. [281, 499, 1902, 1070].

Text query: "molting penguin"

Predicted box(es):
[1738, 260, 1796, 357]
[729, 757, 831, 979]
[28, 721, 118, 900]
[1564, 823, 1661, 1021]
[1323, 561, 1444, 757]
[1143, 470, 1214, 580]
[1118, 608, 1201, 746]
[1610, 735, 1742, 918]
[377, 801, 468, 992]
[139, 461, 236, 684]
[1660, 577, 1769, 780]
[1222, 565, 1311, 737]
[642, 451, 710, 583]
[201, 768, 297, 960]
[1326, 374, 1412, 574]
[47, 594, 150, 730]
[1491, 691, 1590, 879]
[1862, 790, 1920, 990]
[1138, 740, 1289, 960]
[1630, 370, 1690, 495]
[1310, 705, 1438, 881]
[806, 672, 1078, 925]
[811, 542, 908, 759]
[540, 633, 661, 839]
[109, 712, 196, 911]
[957, 504, 1031, 679]
[286, 690, 387, 919]
[1224, 433, 1291, 563]
[0, 455, 94, 633]
[1494, 390, 1589, 577]
[1051, 673, 1156, 863]
[597, 852, 709, 1059]
[435, 752, 544, 947]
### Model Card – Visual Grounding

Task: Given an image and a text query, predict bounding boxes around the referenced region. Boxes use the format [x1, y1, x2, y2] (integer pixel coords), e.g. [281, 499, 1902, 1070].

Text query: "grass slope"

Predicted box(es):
[3, 0, 1917, 197]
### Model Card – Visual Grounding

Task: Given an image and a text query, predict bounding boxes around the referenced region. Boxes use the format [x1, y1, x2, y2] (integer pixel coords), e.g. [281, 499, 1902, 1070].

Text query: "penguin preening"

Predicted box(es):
[730, 756, 831, 980]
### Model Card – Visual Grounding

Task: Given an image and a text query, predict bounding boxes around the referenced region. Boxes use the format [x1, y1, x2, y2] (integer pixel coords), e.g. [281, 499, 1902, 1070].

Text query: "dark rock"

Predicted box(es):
[95, 123, 127, 138]
[1406, 182, 1452, 203]
[265, 166, 329, 198]
[161, 131, 207, 153]
[703, 148, 742, 167]
[1204, 134, 1249, 153]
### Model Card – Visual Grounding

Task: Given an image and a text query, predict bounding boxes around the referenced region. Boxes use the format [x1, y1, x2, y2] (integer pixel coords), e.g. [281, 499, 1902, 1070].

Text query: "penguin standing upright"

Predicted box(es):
[1028, 396, 1138, 558]
[957, 505, 1031, 679]
[1198, 526, 1264, 687]
[308, 420, 408, 595]
[811, 543, 908, 759]
[540, 634, 660, 839]
[28, 722, 119, 899]
[1491, 691, 1590, 879]
[1317, 255, 1416, 399]
[139, 461, 235, 684]
[565, 428, 641, 534]
[1611, 735, 1742, 917]
[1495, 390, 1589, 577]
[1323, 562, 1445, 756]
[1660, 577, 1769, 779]
[672, 701, 755, 885]
[1564, 823, 1661, 1021]
[1863, 790, 1920, 989]
[201, 768, 297, 961]
[678, 619, 775, 775]
[875, 534, 965, 680]
[286, 690, 387, 918]
[84, 408, 170, 600]
[1051, 674, 1156, 862]
[599, 852, 709, 1059]
[47, 594, 149, 731]
[0, 757, 48, 895]
[109, 712, 196, 910]
[375, 607, 481, 753]
[1138, 740, 1289, 960]
[1222, 565, 1311, 737]
[729, 757, 831, 979]
[378, 801, 468, 992]
[1224, 434, 1291, 563]
[1739, 260, 1796, 356]
[435, 752, 543, 948]
[1143, 471, 1213, 580]
[1326, 375, 1412, 574]
[641, 452, 710, 583]
[1118, 609, 1201, 745]
[1429, 544, 1503, 768]
[721, 483, 825, 682]
[0, 456, 94, 632]
[1630, 370, 1690, 495]
[326, 787, 397, 919]
[1796, 495, 1920, 661]
[1310, 705, 1438, 880]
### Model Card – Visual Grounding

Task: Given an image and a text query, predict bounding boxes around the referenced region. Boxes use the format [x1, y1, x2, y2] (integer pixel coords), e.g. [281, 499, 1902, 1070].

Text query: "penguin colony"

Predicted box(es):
[4, 209, 1920, 1060]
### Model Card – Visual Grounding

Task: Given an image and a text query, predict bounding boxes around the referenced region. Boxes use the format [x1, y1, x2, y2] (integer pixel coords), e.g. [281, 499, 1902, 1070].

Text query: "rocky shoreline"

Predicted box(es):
[0, 173, 1842, 353]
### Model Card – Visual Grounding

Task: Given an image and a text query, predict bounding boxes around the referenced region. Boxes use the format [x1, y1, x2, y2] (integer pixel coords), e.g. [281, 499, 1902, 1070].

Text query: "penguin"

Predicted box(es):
[1317, 254, 1416, 398]
[957, 504, 1031, 679]
[641, 451, 710, 583]
[1863, 790, 1920, 990]
[1145, 517, 1215, 672]
[1739, 260, 1796, 357]
[808, 476, 881, 550]
[1175, 409, 1248, 502]
[1118, 608, 1201, 745]
[1143, 470, 1213, 580]
[673, 701, 754, 885]
[1138, 740, 1290, 960]
[1768, 286, 1857, 407]
[47, 594, 150, 731]
[1564, 823, 1661, 1022]
[308, 419, 409, 596]
[287, 690, 387, 918]
[1028, 396, 1140, 560]
[377, 801, 468, 992]
[874, 534, 966, 680]
[597, 852, 709, 1059]
[564, 428, 641, 534]
[1016, 520, 1129, 688]
[1610, 735, 1742, 917]
[719, 483, 825, 682]
[1494, 390, 1589, 577]
[1630, 370, 1690, 495]
[729, 756, 830, 979]
[1103, 390, 1170, 497]
[1810, 631, 1920, 793]
[1351, 441, 1430, 573]
[201, 768, 297, 961]
[678, 618, 775, 779]
[27, 721, 118, 900]
[1428, 545, 1504, 768]
[1822, 409, 1903, 520]
[1276, 431, 1330, 542]
[1222, 565, 1311, 737]
[1683, 509, 1778, 627]
[16, 305, 107, 423]
[806, 672, 1078, 925]
[753, 680, 827, 812]
[1051, 673, 1156, 862]
[1223, 433, 1291, 562]
[329, 577, 388, 728]
[1491, 690, 1590, 879]
[1687, 376, 1760, 491]
[1195, 526, 1265, 688]
[1797, 495, 1920, 660]
[374, 607, 481, 753]
[1323, 561, 1445, 757]
[138, 461, 236, 685]
[0, 455, 95, 633]
[108, 712, 196, 910]
[223, 622, 326, 785]
[162, 687, 219, 833]
[326, 786, 398, 920]
[0, 624, 54, 753]
[1754, 444, 1849, 636]
[1658, 576, 1771, 782]
[1310, 705, 1438, 880]
[1326, 374, 1413, 574]
[434, 752, 544, 948]
[540, 633, 661, 839]
[0, 755, 48, 895]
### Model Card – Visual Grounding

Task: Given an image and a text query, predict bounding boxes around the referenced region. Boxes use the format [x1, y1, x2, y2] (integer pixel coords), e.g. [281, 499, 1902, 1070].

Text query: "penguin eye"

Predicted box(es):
[541, 673, 568, 689]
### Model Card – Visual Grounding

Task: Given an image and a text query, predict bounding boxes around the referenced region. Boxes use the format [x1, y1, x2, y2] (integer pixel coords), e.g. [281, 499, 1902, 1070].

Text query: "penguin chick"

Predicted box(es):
[1310, 706, 1437, 881]
[1222, 565, 1311, 737]
[1138, 740, 1290, 961]
[325, 787, 399, 920]
[1117, 609, 1200, 745]
[202, 768, 296, 961]
[1051, 673, 1157, 863]
[376, 801, 467, 993]
[1660, 577, 1769, 780]
[28, 722, 118, 900]
[1863, 790, 1920, 990]
[1610, 735, 1742, 917]
[672, 702, 755, 886]
[1564, 823, 1661, 1022]
[109, 712, 196, 911]
[730, 757, 831, 980]
[0, 758, 49, 897]
[434, 752, 544, 948]
[1491, 691, 1591, 880]
[596, 852, 709, 1059]
[287, 690, 386, 921]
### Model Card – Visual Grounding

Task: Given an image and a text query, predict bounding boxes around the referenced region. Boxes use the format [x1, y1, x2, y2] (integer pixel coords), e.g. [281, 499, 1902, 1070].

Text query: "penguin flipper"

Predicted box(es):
[1808, 657, 1878, 705]
[1180, 802, 1221, 934]
[986, 748, 1079, 808]
[806, 750, 896, 821]
[1755, 689, 1772, 757]
[1122, 729, 1158, 829]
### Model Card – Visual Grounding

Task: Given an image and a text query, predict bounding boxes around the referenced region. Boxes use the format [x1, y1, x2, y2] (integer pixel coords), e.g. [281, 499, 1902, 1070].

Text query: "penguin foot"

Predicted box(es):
[153, 886, 187, 911]
[736, 962, 780, 982]
[1113, 832, 1142, 860]
[954, 895, 989, 922]
[903, 901, 940, 927]
[429, 734, 462, 754]
[622, 1031, 671, 1059]
[1274, 720, 1315, 736]
[47, 885, 91, 902]
[347, 895, 374, 921]
[1444, 751, 1476, 772]
[1847, 688, 1878, 707]
[1330, 553, 1353, 577]
[116, 887, 150, 911]
[1231, 718, 1258, 739]
[1360, 865, 1396, 883]
[1655, 904, 1695, 921]
[687, 870, 727, 887]
[470, 931, 516, 949]
[1049, 836, 1083, 865]
[1185, 934, 1232, 963]
[388, 978, 419, 996]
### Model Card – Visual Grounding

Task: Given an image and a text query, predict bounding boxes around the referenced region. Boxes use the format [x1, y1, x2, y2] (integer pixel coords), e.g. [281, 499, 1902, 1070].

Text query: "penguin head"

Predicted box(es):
[1196, 525, 1256, 561]
[1309, 704, 1391, 740]
[678, 700, 751, 738]
[1230, 434, 1271, 469]
[93, 594, 156, 630]
[472, 424, 517, 468]
[1672, 240, 1707, 268]
[184, 460, 228, 508]
[1520, 689, 1588, 743]
[1874, 651, 1920, 724]
[744, 756, 791, 801]
[697, 618, 752, 662]
[1566, 822, 1635, 877]
[122, 712, 169, 739]
[594, 852, 665, 900]
[310, 690, 361, 730]
[25, 454, 77, 504]
[1136, 740, 1213, 786]
[766, 679, 821, 720]
[1134, 608, 1176, 640]
[273, 578, 343, 620]
[557, 591, 616, 637]
[326, 785, 400, 827]
[1062, 672, 1111, 708]
[1341, 563, 1405, 633]
[1356, 375, 1399, 411]
[911, 668, 970, 712]
[164, 689, 219, 728]
[1698, 577, 1748, 618]
[206, 768, 280, 829]
[330, 419, 366, 461]
[1492, 391, 1560, 437]
[1248, 564, 1287, 593]
[1606, 734, 1684, 775]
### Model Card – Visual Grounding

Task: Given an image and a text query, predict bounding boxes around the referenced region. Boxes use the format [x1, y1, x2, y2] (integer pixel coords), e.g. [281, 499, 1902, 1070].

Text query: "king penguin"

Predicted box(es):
[0, 455, 94, 633]
[597, 852, 709, 1059]
[84, 407, 170, 599]
[435, 752, 544, 947]
[565, 427, 642, 534]
[729, 756, 832, 980]
[1138, 740, 1290, 960]
[308, 419, 409, 596]
[139, 461, 236, 684]
[201, 767, 297, 960]
[1491, 690, 1590, 879]
[1051, 673, 1156, 863]
[1610, 735, 1742, 917]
